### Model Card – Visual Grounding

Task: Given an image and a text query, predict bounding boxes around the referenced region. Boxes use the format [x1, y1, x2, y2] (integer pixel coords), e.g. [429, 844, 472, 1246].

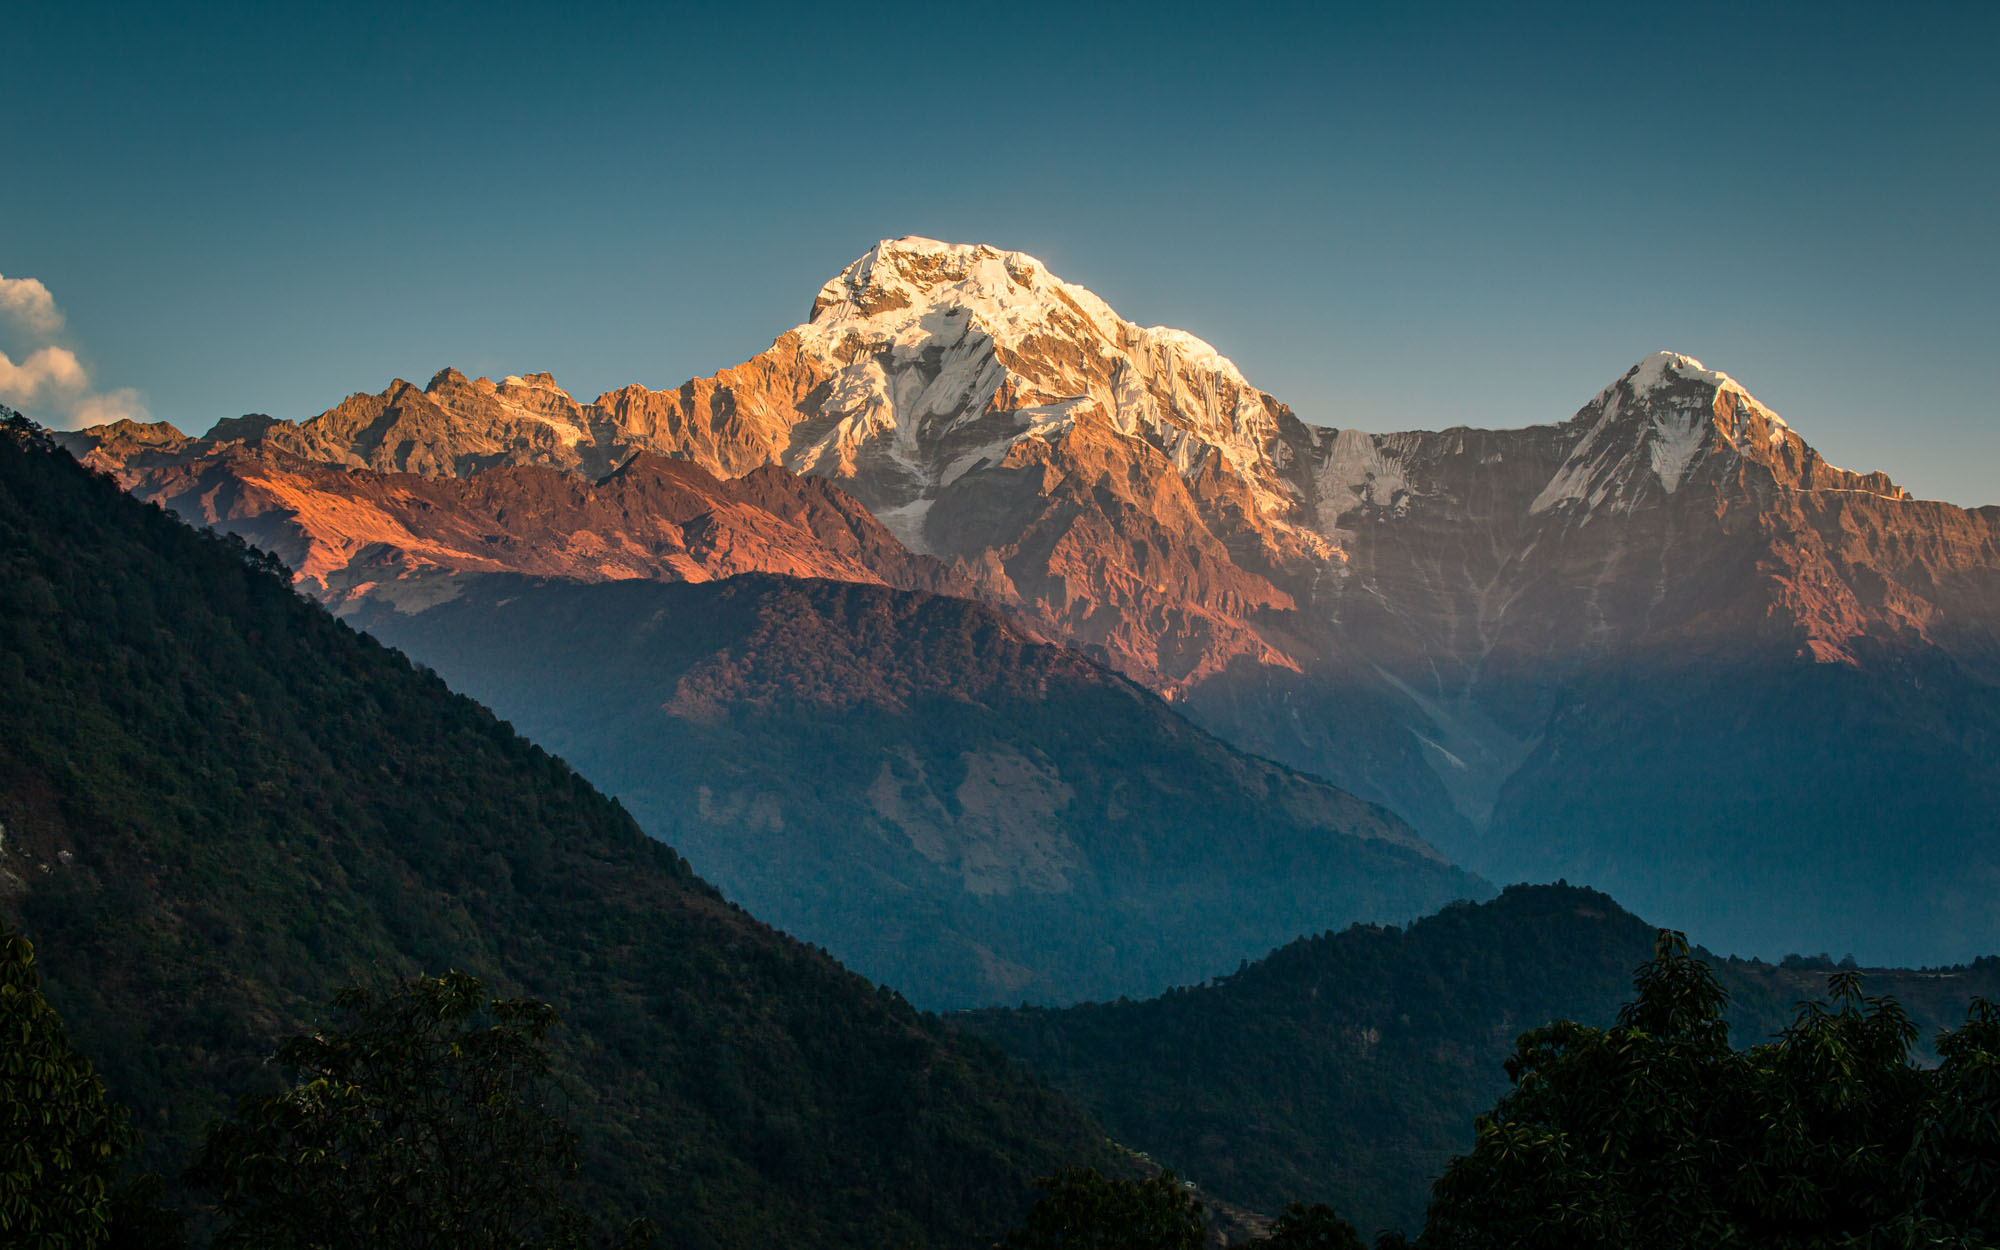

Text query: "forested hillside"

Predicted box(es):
[965, 883, 2000, 1237]
[0, 414, 1114, 1249]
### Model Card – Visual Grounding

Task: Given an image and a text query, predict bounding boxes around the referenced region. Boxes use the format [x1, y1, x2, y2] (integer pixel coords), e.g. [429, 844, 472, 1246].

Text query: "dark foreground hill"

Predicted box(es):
[962, 883, 2000, 1238]
[353, 573, 1488, 1008]
[0, 414, 1113, 1249]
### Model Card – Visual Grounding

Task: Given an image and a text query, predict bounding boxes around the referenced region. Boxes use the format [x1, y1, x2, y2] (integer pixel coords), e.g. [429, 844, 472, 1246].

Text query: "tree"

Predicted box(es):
[1899, 998, 2000, 1245]
[1419, 931, 2000, 1249]
[1422, 930, 1747, 1249]
[1251, 1202, 1365, 1250]
[1734, 970, 1924, 1244]
[1, 923, 129, 1246]
[189, 970, 648, 1250]
[1001, 1168, 1206, 1250]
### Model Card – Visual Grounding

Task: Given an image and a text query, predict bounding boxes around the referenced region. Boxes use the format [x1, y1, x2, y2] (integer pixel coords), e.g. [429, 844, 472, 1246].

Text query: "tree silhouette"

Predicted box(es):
[1422, 931, 2000, 1248]
[1001, 1168, 1206, 1250]
[1252, 1202, 1365, 1249]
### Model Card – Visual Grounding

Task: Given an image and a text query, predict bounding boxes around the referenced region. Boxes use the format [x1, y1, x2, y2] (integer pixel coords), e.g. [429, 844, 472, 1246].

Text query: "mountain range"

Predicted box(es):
[13, 313, 2000, 1245]
[61, 236, 2000, 966]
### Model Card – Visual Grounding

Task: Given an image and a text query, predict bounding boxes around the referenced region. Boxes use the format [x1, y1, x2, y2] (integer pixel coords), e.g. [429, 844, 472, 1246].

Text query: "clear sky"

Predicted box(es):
[7, 1, 1996, 504]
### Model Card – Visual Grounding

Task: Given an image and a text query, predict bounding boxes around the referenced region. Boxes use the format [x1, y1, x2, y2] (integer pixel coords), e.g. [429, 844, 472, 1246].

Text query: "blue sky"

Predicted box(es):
[7, 1, 1996, 503]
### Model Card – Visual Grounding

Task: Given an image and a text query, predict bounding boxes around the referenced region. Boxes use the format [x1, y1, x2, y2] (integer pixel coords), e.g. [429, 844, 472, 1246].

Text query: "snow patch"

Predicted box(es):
[1531, 419, 1620, 514]
[875, 497, 935, 554]
[1316, 429, 1409, 521]
[1647, 406, 1708, 493]
[939, 436, 1019, 488]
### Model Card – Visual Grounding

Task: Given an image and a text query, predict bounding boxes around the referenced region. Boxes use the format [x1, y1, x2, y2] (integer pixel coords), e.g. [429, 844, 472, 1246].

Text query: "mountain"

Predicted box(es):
[0, 413, 1118, 1249]
[960, 883, 2000, 1238]
[350, 572, 1488, 1008]
[60, 433, 966, 613]
[65, 238, 2000, 963]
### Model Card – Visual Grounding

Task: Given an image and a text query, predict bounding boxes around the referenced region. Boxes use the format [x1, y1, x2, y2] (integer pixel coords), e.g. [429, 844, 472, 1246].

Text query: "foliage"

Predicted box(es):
[0, 921, 183, 1250]
[190, 971, 646, 1250]
[1, 922, 128, 1246]
[0, 410, 1115, 1249]
[1251, 1203, 1365, 1250]
[1419, 934, 2000, 1248]
[1907, 999, 2000, 1233]
[965, 884, 2000, 1237]
[1421, 932, 1746, 1248]
[1000, 1169, 1205, 1250]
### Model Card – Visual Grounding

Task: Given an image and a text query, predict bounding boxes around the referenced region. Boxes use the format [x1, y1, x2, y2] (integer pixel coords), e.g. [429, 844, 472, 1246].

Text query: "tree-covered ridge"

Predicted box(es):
[979, 938, 2000, 1249]
[963, 884, 2000, 1238]
[0, 413, 1114, 1249]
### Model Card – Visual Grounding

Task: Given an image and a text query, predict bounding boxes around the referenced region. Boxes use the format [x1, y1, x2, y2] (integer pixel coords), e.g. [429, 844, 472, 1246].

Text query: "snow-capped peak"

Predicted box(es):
[1615, 351, 1791, 433]
[808, 237, 1124, 346]
[1626, 350, 1733, 396]
[1531, 352, 1807, 514]
[779, 239, 1290, 526]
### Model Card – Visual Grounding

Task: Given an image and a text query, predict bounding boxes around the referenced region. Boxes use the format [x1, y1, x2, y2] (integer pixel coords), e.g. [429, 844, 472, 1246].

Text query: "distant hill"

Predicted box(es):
[354, 572, 1489, 1008]
[0, 413, 1115, 1249]
[961, 883, 2000, 1238]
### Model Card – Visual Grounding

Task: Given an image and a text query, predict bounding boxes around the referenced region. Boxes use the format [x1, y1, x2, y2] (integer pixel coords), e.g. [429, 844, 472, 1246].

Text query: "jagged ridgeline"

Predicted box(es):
[0, 415, 1114, 1249]
[963, 883, 2000, 1238]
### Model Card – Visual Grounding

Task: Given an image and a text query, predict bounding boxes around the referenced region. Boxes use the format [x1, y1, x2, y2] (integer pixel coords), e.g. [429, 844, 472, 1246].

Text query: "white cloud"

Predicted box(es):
[0, 275, 149, 428]
[0, 275, 64, 338]
[0, 345, 89, 404]
[68, 387, 152, 426]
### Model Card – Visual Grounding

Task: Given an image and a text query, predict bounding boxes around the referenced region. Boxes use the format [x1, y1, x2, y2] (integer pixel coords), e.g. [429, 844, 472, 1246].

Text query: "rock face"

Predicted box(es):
[70, 437, 966, 613]
[65, 238, 2000, 963]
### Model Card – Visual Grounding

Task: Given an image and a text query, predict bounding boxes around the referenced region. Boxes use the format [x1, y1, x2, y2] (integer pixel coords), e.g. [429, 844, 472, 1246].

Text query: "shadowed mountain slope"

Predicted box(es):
[354, 573, 1489, 1009]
